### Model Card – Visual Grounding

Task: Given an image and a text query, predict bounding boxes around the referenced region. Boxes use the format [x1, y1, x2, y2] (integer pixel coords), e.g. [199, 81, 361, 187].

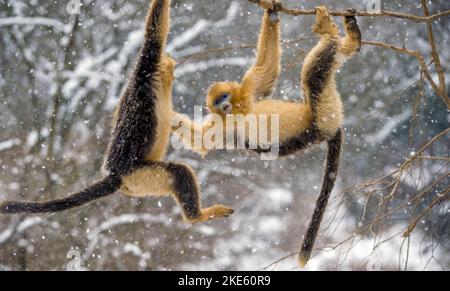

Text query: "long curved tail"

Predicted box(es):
[298, 128, 343, 267]
[0, 175, 122, 214]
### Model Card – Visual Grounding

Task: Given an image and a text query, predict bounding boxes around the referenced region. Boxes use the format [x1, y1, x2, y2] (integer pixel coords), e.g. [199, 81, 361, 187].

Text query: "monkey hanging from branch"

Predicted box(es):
[0, 0, 234, 224]
[172, 3, 361, 266]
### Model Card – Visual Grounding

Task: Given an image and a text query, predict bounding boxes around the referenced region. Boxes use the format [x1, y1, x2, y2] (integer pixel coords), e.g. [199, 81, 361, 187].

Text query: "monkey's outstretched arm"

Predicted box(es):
[132, 0, 171, 79]
[253, 2, 281, 68]
[171, 112, 213, 156]
[144, 0, 171, 52]
[241, 1, 282, 100]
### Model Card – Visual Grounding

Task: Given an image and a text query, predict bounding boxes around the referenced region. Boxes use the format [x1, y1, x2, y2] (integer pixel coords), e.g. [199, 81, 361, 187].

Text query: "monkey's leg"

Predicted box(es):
[340, 9, 362, 56]
[312, 6, 339, 36]
[166, 162, 234, 223]
[301, 6, 352, 140]
[121, 162, 234, 223]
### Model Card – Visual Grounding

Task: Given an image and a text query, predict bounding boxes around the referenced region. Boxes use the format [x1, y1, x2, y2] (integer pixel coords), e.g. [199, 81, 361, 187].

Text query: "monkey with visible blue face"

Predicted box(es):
[173, 4, 361, 266]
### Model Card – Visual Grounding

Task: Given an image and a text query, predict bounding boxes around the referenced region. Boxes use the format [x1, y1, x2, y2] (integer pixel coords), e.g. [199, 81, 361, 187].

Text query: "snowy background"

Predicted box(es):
[0, 0, 448, 271]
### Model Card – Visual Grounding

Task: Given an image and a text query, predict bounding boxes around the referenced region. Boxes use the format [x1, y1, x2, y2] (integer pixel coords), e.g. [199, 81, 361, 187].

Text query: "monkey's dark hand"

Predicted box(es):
[344, 8, 358, 24]
[268, 0, 282, 23]
[344, 8, 362, 52]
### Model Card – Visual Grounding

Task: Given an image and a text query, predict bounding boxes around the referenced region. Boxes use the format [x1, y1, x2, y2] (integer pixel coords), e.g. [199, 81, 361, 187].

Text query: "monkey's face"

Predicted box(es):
[214, 93, 233, 114]
[206, 82, 241, 117]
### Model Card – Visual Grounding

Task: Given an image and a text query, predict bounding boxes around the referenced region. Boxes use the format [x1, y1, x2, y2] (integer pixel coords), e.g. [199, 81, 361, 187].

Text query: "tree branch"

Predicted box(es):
[420, 0, 448, 105]
[0, 17, 70, 33]
[247, 0, 450, 22]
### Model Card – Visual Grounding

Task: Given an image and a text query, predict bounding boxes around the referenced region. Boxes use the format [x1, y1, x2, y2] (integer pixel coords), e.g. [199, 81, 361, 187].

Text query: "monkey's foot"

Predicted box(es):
[189, 205, 234, 223]
[313, 6, 339, 36]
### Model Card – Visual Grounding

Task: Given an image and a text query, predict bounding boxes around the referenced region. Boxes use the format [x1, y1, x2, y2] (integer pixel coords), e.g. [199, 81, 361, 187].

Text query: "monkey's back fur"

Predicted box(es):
[104, 2, 165, 176]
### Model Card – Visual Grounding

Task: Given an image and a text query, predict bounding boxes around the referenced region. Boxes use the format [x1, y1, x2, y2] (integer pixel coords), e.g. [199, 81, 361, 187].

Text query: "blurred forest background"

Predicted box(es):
[0, 0, 448, 271]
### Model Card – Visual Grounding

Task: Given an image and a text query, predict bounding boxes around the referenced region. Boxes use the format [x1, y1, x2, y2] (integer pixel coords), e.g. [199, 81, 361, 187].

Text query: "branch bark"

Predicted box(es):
[47, 16, 79, 161]
[420, 0, 448, 106]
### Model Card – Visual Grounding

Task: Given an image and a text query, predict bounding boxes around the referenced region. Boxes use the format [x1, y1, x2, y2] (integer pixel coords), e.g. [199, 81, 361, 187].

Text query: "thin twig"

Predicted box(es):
[362, 40, 448, 108]
[403, 188, 450, 237]
[420, 0, 449, 106]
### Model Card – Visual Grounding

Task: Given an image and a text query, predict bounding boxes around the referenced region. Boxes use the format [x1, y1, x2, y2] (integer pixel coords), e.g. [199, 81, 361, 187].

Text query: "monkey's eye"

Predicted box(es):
[214, 94, 230, 107]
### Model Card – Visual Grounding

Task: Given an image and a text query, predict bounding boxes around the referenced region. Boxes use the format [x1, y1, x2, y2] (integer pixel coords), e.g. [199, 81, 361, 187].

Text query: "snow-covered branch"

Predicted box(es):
[365, 110, 411, 146]
[166, 2, 240, 54]
[0, 17, 70, 33]
[175, 57, 252, 75]
[0, 138, 21, 152]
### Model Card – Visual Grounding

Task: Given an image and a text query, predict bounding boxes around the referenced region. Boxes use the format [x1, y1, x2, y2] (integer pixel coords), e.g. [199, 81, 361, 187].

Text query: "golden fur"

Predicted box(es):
[122, 164, 173, 197]
[173, 2, 282, 150]
[171, 5, 361, 255]
[145, 56, 176, 161]
[174, 5, 360, 150]
[122, 161, 232, 223]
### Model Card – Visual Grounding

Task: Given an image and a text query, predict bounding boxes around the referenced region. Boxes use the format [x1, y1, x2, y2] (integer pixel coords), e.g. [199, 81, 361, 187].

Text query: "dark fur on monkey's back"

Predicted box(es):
[0, 0, 168, 214]
[105, 0, 167, 176]
[280, 40, 339, 155]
